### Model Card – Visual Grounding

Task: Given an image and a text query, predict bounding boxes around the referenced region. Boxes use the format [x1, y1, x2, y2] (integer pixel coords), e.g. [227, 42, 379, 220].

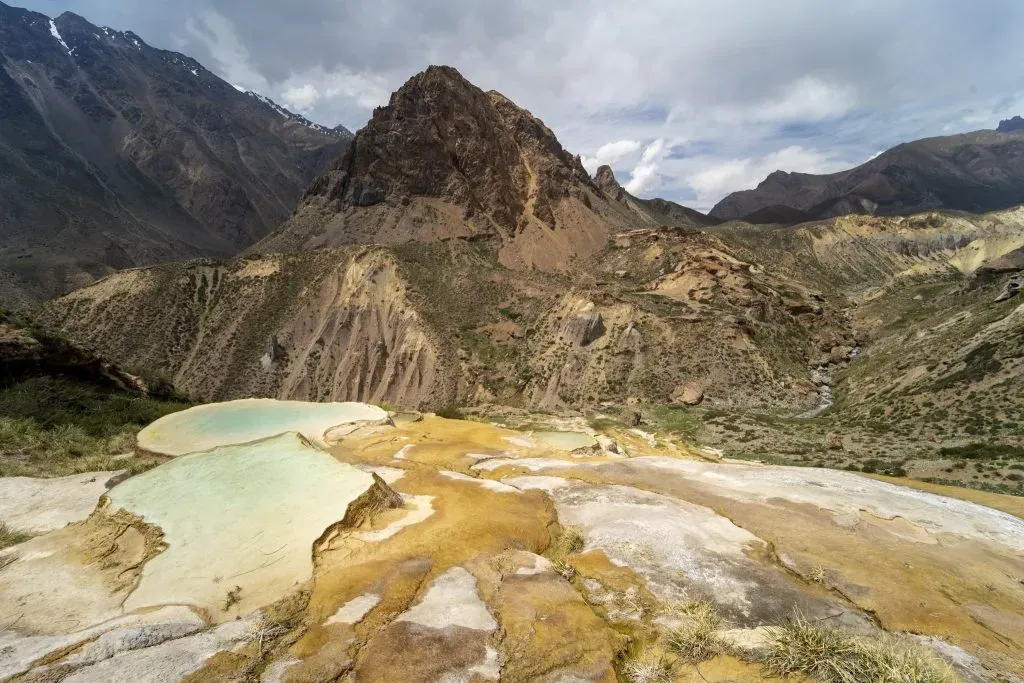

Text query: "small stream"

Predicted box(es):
[795, 346, 859, 419]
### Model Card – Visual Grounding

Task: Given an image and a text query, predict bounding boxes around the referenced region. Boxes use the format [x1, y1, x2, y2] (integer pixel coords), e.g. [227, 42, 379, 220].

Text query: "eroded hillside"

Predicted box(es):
[40, 206, 1024, 496]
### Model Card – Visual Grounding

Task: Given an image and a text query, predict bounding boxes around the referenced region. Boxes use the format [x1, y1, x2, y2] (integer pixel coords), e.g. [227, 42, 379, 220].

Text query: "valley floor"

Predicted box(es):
[0, 400, 1021, 682]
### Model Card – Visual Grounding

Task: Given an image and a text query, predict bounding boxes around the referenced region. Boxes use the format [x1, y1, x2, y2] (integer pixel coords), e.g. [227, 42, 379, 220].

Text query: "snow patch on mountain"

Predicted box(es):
[48, 19, 71, 56]
[243, 90, 350, 138]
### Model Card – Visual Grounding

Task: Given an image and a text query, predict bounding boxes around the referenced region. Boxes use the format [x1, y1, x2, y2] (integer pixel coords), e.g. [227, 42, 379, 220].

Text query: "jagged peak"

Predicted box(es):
[997, 116, 1024, 133]
[594, 165, 619, 188]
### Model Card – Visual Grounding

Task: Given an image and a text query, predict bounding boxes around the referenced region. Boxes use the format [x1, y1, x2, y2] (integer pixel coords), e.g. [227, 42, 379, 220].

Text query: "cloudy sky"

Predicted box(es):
[19, 0, 1024, 210]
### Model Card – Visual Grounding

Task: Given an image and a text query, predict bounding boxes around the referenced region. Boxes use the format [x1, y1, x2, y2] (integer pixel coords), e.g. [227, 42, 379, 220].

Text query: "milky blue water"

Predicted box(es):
[137, 398, 388, 456]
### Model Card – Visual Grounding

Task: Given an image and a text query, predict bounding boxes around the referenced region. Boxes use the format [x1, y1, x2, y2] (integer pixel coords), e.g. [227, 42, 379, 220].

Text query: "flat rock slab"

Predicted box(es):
[356, 567, 499, 682]
[633, 457, 1024, 551]
[0, 471, 121, 534]
[137, 398, 389, 456]
[108, 432, 374, 618]
[507, 476, 860, 626]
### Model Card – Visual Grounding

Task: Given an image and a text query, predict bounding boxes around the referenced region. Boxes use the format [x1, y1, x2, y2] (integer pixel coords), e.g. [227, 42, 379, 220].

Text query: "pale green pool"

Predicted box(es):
[110, 432, 374, 617]
[138, 398, 388, 456]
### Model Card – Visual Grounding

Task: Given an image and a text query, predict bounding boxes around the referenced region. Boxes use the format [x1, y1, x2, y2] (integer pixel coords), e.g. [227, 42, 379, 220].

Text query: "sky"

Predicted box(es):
[17, 0, 1024, 211]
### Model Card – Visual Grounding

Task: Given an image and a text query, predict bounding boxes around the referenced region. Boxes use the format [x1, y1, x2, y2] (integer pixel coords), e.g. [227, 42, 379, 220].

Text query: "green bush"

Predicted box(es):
[938, 443, 1024, 461]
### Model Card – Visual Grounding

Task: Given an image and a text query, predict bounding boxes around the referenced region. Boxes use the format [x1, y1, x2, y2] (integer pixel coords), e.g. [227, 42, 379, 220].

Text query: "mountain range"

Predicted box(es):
[0, 4, 1021, 490]
[711, 128, 1024, 222]
[0, 1, 351, 306]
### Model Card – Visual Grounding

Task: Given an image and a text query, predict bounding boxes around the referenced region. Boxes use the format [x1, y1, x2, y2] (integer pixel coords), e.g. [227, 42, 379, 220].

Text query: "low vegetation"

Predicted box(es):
[0, 522, 32, 550]
[0, 375, 189, 477]
[764, 615, 957, 683]
[665, 600, 725, 664]
[622, 649, 674, 683]
[553, 524, 585, 557]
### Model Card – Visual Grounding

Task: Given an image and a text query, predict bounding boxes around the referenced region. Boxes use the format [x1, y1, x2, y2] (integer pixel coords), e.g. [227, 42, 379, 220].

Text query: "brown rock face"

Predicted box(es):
[256, 66, 711, 271]
[671, 381, 705, 406]
[261, 66, 599, 249]
[315, 66, 529, 225]
[594, 165, 627, 202]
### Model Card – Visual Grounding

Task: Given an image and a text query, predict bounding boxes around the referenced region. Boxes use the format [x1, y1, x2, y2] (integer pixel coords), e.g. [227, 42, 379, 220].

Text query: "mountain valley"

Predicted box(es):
[0, 6, 1023, 681]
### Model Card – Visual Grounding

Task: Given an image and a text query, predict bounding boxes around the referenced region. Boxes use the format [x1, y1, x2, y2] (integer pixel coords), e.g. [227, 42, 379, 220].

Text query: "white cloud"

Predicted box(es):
[581, 139, 642, 173]
[320, 69, 391, 109]
[682, 146, 850, 209]
[183, 9, 267, 92]
[625, 139, 669, 195]
[280, 84, 320, 112]
[755, 76, 858, 123]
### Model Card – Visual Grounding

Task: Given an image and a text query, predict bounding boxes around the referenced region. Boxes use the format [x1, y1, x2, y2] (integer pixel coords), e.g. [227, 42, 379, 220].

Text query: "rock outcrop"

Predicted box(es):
[595, 165, 719, 228]
[997, 115, 1024, 133]
[0, 309, 147, 394]
[254, 67, 709, 272]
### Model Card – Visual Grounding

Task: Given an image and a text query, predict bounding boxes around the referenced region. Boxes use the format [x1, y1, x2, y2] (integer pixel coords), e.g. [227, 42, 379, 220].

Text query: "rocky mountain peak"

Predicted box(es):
[259, 65, 714, 267]
[295, 64, 599, 236]
[594, 165, 626, 200]
[997, 116, 1024, 133]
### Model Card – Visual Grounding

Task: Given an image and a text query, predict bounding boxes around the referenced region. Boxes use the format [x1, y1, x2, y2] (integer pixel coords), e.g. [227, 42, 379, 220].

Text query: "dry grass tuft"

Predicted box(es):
[666, 599, 724, 664]
[555, 525, 585, 557]
[0, 522, 32, 550]
[765, 615, 959, 683]
[622, 649, 674, 683]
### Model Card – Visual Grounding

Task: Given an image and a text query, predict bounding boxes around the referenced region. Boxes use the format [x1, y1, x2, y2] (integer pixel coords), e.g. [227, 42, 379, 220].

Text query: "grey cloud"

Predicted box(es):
[15, 0, 1024, 208]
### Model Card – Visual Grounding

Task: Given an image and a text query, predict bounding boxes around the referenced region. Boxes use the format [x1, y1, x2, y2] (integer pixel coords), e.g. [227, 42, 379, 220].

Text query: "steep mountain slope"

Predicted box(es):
[42, 249, 448, 406]
[255, 66, 703, 272]
[41, 208, 1024, 434]
[0, 2, 350, 306]
[41, 234, 848, 411]
[710, 128, 1024, 221]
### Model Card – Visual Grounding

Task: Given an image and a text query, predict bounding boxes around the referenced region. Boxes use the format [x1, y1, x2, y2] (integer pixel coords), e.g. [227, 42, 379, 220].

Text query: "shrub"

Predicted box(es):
[666, 600, 724, 664]
[555, 525, 585, 557]
[622, 650, 674, 683]
[765, 615, 957, 683]
[435, 404, 464, 420]
[938, 443, 1024, 461]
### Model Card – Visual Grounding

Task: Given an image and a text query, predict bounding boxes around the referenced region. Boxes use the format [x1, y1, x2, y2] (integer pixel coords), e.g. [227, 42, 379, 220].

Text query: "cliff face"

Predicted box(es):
[255, 66, 710, 272]
[41, 249, 444, 407]
[0, 2, 349, 306]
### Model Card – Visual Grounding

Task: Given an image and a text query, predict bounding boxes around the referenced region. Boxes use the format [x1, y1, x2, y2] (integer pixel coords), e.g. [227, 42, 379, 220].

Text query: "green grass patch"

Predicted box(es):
[646, 406, 702, 441]
[0, 375, 189, 477]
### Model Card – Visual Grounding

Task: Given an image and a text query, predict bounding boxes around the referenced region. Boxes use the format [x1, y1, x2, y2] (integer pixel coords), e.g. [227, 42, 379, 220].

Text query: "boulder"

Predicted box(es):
[995, 274, 1022, 302]
[619, 409, 642, 427]
[671, 381, 704, 406]
[561, 306, 606, 347]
